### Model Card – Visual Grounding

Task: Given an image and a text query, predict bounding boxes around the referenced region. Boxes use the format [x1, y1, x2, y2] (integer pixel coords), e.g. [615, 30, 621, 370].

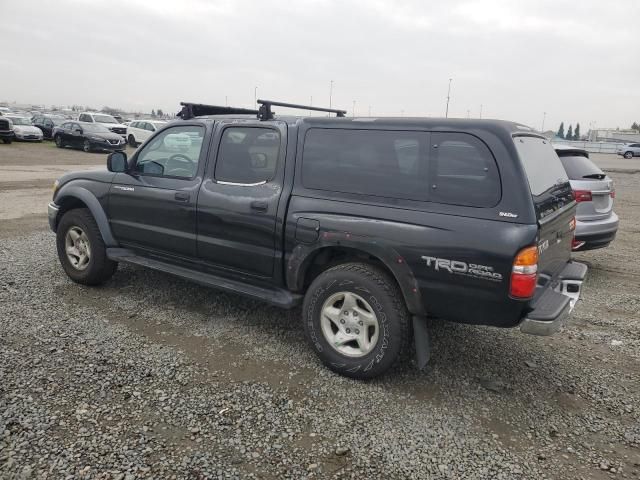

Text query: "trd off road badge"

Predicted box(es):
[421, 256, 503, 282]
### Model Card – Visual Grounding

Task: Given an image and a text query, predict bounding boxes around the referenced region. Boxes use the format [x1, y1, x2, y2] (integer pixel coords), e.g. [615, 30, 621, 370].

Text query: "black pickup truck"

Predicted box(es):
[48, 100, 587, 379]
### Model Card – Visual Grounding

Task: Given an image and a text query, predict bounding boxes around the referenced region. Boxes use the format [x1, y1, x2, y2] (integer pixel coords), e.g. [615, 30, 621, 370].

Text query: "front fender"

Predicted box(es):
[287, 232, 426, 315]
[54, 184, 118, 247]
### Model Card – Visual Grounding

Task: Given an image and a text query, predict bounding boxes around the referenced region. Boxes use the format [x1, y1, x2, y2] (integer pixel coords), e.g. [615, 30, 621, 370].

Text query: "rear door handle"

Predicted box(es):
[250, 201, 268, 212]
[175, 192, 190, 201]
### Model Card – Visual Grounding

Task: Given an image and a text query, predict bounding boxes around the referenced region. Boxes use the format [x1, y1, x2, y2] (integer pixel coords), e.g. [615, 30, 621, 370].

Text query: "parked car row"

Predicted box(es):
[53, 121, 126, 153]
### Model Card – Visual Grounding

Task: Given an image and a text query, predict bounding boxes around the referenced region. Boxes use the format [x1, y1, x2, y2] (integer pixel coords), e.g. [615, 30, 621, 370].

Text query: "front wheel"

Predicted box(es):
[302, 263, 410, 379]
[624, 151, 633, 159]
[83, 139, 92, 152]
[54, 135, 64, 148]
[56, 208, 117, 285]
[128, 134, 137, 147]
[2, 138, 12, 144]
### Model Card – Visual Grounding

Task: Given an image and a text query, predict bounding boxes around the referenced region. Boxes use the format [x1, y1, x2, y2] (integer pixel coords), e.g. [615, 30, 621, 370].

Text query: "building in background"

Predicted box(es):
[588, 128, 640, 143]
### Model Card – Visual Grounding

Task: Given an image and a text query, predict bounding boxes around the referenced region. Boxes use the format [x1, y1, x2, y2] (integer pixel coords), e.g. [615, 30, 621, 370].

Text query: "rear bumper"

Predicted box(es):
[519, 261, 587, 336]
[574, 212, 618, 250]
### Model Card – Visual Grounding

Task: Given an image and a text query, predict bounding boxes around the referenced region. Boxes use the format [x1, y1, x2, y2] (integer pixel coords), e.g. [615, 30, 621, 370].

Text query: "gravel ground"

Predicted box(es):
[0, 146, 639, 478]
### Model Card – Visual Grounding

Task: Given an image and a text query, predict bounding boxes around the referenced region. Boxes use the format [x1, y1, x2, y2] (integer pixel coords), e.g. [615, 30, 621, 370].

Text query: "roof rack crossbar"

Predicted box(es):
[178, 102, 258, 120]
[257, 99, 346, 120]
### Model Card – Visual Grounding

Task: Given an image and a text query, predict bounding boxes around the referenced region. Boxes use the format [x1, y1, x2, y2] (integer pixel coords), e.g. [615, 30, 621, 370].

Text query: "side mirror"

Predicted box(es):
[74, 128, 83, 134]
[107, 151, 128, 173]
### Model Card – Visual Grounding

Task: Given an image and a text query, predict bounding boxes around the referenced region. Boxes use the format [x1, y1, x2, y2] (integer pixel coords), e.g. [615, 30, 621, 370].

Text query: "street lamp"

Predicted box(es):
[329, 80, 334, 110]
[254, 86, 257, 107]
[352, 100, 356, 117]
[541, 112, 546, 132]
[445, 78, 452, 118]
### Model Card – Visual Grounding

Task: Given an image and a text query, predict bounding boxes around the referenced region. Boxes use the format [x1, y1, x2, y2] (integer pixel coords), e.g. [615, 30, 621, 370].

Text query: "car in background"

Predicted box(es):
[126, 120, 166, 146]
[53, 121, 126, 153]
[77, 112, 127, 139]
[5, 116, 43, 141]
[0, 106, 12, 116]
[555, 145, 618, 250]
[32, 114, 66, 139]
[0, 116, 13, 143]
[616, 143, 640, 159]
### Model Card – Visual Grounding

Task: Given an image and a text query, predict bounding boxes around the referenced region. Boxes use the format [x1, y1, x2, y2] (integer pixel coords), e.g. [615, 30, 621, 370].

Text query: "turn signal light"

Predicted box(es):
[573, 190, 592, 203]
[510, 246, 538, 299]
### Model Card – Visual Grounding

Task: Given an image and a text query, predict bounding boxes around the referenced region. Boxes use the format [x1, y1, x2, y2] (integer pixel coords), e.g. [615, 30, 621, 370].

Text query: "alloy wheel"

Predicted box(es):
[65, 226, 91, 270]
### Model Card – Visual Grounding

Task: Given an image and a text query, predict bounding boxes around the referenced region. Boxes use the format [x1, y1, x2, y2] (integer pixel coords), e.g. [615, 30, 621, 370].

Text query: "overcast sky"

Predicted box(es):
[2, 0, 638, 130]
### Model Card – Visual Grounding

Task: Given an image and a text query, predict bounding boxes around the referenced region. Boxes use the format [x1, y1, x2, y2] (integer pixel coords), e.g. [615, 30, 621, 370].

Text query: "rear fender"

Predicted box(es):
[287, 232, 426, 315]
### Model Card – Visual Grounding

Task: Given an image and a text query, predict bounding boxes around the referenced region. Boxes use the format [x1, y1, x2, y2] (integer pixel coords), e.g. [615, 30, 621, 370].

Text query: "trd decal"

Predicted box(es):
[421, 256, 503, 282]
[113, 185, 135, 192]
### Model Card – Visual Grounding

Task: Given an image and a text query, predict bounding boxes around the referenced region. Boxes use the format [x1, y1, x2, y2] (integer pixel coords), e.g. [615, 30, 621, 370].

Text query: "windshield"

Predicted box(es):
[51, 117, 65, 125]
[8, 117, 32, 126]
[83, 124, 110, 133]
[93, 114, 118, 124]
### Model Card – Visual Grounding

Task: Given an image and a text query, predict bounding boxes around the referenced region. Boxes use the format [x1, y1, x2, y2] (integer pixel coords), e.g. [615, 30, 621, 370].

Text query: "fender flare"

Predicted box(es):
[287, 234, 426, 315]
[54, 185, 119, 247]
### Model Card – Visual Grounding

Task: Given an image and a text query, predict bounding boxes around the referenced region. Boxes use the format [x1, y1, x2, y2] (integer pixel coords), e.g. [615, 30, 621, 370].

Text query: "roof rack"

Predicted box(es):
[178, 99, 347, 121]
[178, 102, 258, 120]
[257, 99, 346, 120]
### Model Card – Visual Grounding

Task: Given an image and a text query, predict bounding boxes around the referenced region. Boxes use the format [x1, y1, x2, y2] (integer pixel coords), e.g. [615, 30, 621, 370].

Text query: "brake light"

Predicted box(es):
[610, 189, 615, 199]
[572, 190, 592, 202]
[510, 246, 538, 299]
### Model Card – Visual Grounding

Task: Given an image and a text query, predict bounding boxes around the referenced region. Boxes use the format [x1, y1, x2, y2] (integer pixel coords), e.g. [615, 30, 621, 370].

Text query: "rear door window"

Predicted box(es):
[215, 127, 280, 184]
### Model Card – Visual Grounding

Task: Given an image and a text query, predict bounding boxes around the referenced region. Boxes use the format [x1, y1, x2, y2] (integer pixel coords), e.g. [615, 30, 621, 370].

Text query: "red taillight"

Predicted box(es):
[610, 189, 615, 199]
[572, 190, 592, 203]
[509, 246, 538, 299]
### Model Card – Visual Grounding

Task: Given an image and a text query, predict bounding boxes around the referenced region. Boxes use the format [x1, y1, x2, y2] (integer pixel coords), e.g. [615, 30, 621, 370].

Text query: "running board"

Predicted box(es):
[106, 248, 302, 309]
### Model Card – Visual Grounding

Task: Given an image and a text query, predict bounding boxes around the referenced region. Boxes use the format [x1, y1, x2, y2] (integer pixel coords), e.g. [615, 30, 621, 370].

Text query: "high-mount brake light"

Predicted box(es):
[510, 246, 538, 299]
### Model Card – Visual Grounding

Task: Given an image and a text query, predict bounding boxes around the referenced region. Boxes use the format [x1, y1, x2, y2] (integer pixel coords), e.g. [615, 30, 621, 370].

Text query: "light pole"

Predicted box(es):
[368, 105, 371, 117]
[254, 86, 257, 107]
[445, 78, 452, 118]
[309, 96, 313, 116]
[479, 104, 483, 119]
[225, 95, 228, 107]
[541, 112, 547, 132]
[352, 100, 356, 117]
[466, 109, 470, 119]
[329, 80, 334, 110]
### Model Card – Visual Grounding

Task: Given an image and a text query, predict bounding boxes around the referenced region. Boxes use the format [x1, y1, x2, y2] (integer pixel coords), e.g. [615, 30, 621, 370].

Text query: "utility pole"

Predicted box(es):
[329, 80, 334, 110]
[225, 95, 228, 106]
[352, 100, 356, 117]
[467, 109, 470, 119]
[541, 112, 547, 132]
[479, 104, 483, 119]
[445, 78, 452, 118]
[368, 105, 371, 117]
[309, 96, 313, 116]
[254, 86, 257, 107]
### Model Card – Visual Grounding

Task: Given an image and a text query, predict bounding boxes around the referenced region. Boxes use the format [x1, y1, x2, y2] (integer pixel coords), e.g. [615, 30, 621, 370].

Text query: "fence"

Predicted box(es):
[551, 139, 623, 154]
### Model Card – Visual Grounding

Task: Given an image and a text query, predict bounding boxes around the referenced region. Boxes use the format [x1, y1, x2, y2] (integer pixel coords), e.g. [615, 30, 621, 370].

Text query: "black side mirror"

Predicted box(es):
[107, 151, 128, 173]
[74, 128, 83, 134]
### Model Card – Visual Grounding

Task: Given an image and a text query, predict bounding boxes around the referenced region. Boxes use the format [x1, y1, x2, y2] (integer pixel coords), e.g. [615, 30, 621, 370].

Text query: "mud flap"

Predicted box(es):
[412, 316, 431, 370]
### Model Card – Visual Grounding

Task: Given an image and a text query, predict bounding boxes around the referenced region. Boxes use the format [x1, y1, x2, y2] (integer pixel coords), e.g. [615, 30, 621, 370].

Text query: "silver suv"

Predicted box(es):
[555, 145, 618, 250]
[616, 143, 640, 158]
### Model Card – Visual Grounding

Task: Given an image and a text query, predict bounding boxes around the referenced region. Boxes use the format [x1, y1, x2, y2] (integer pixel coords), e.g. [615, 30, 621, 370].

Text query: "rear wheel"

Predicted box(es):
[54, 135, 64, 148]
[83, 139, 92, 152]
[128, 134, 137, 147]
[2, 139, 11, 144]
[624, 151, 633, 159]
[56, 208, 117, 285]
[302, 263, 410, 379]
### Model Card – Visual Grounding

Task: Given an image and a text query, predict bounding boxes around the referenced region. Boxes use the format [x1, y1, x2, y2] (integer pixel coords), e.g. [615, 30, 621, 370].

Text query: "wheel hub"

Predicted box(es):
[65, 226, 91, 271]
[320, 291, 380, 358]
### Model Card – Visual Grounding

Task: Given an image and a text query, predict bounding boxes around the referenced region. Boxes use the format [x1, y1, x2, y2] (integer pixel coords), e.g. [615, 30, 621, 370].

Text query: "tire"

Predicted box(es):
[302, 262, 410, 379]
[54, 135, 64, 148]
[128, 134, 137, 147]
[83, 139, 92, 153]
[2, 139, 11, 144]
[56, 208, 117, 285]
[624, 151, 633, 159]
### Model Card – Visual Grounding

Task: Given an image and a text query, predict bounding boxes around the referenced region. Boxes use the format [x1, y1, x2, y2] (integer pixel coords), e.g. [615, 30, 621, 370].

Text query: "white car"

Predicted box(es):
[126, 120, 167, 147]
[6, 116, 43, 141]
[77, 112, 128, 139]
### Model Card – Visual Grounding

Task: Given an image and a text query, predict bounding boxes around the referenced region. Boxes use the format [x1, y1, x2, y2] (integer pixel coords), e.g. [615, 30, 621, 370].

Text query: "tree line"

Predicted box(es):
[556, 122, 581, 140]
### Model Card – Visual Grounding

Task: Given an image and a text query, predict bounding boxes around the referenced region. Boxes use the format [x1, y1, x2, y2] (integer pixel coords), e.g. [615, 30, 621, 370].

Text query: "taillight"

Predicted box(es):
[509, 246, 538, 299]
[572, 190, 592, 202]
[610, 189, 615, 199]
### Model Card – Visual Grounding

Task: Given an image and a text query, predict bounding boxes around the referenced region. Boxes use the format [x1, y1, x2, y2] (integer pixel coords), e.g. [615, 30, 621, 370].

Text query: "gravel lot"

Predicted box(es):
[1, 142, 639, 479]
